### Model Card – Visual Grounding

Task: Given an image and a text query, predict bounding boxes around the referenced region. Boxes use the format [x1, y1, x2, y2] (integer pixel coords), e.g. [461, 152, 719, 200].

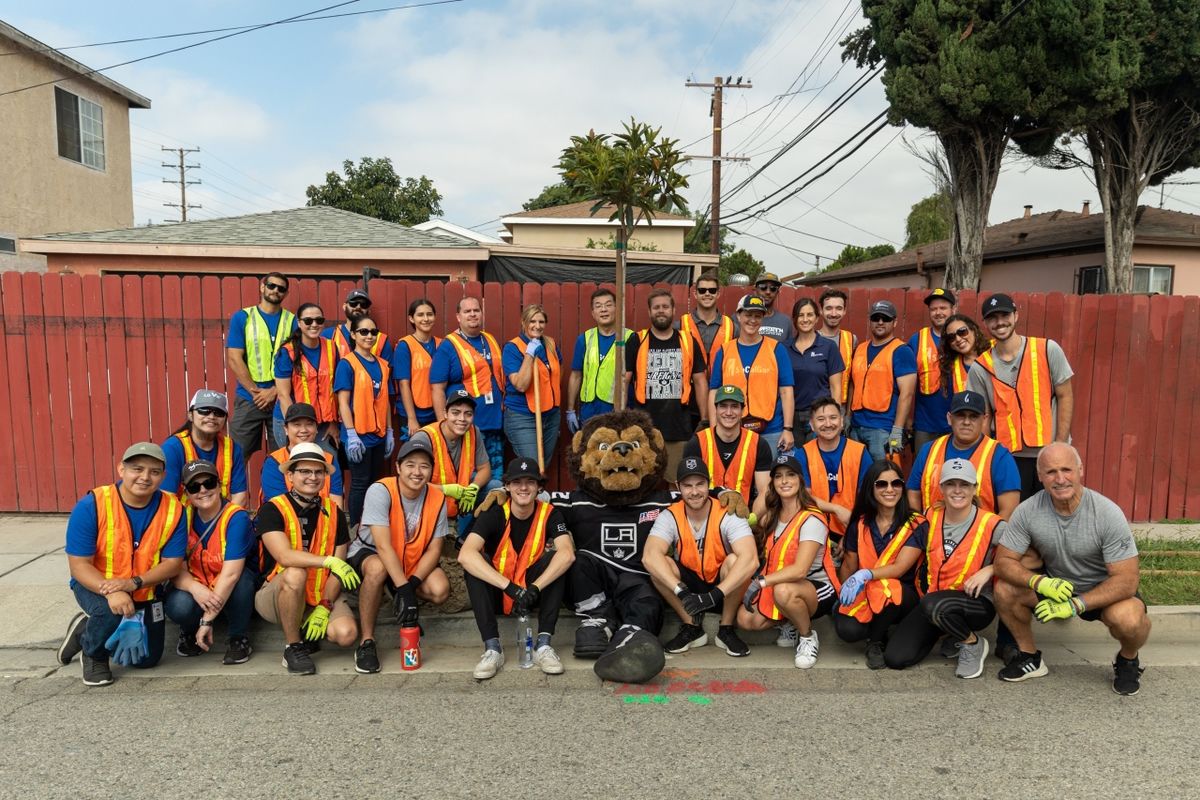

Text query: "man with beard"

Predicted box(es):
[326, 288, 394, 362]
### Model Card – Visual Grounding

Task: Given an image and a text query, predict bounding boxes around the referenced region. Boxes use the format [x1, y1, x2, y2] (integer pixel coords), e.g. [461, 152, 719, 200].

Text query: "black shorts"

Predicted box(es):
[346, 548, 400, 593]
[1078, 592, 1145, 622]
[677, 563, 720, 594]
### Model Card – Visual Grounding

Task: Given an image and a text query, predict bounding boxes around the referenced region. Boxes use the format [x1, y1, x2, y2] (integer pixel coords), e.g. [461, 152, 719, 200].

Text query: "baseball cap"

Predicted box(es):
[714, 385, 745, 405]
[982, 293, 1017, 318]
[189, 389, 228, 413]
[925, 287, 957, 306]
[949, 391, 987, 415]
[676, 456, 710, 483]
[869, 300, 898, 320]
[346, 289, 372, 306]
[284, 402, 318, 423]
[122, 442, 166, 465]
[502, 457, 545, 484]
[770, 452, 804, 476]
[445, 388, 477, 409]
[940, 458, 978, 485]
[396, 438, 434, 465]
[756, 272, 782, 286]
[737, 294, 767, 313]
[181, 460, 219, 486]
[281, 442, 333, 475]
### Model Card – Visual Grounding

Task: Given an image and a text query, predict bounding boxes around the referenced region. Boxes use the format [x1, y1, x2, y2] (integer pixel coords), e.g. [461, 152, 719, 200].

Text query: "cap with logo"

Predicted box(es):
[770, 452, 804, 476]
[502, 457, 545, 484]
[281, 442, 334, 475]
[714, 385, 746, 405]
[737, 294, 768, 313]
[676, 456, 710, 483]
[869, 300, 898, 320]
[940, 457, 978, 485]
[445, 388, 477, 409]
[756, 272, 782, 286]
[122, 442, 166, 465]
[284, 402, 318, 423]
[924, 287, 957, 306]
[346, 289, 372, 306]
[396, 438, 434, 465]
[982, 293, 1017, 318]
[181, 460, 219, 485]
[189, 389, 228, 413]
[949, 391, 987, 415]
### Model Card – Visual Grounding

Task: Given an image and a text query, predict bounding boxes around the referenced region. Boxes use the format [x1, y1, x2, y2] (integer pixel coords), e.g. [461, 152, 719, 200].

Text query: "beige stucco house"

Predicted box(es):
[0, 21, 150, 271]
[499, 200, 694, 252]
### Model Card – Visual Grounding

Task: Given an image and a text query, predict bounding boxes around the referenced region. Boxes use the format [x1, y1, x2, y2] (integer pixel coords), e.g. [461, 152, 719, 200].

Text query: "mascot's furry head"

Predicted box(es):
[568, 410, 666, 503]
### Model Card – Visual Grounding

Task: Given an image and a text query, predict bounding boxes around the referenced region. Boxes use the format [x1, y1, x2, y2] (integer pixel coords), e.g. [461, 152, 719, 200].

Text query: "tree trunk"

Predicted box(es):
[613, 221, 628, 411]
[939, 126, 1009, 291]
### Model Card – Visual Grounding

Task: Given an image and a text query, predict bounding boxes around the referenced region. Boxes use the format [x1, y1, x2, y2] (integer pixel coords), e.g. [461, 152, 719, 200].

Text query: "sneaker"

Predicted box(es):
[223, 636, 253, 665]
[998, 650, 1048, 682]
[58, 612, 87, 665]
[794, 631, 819, 669]
[282, 642, 316, 675]
[775, 622, 798, 648]
[473, 648, 505, 680]
[301, 638, 322, 655]
[1112, 653, 1144, 696]
[176, 631, 204, 658]
[939, 636, 960, 659]
[354, 639, 381, 674]
[715, 626, 750, 657]
[81, 653, 114, 687]
[955, 637, 989, 679]
[664, 623, 708, 654]
[533, 645, 564, 675]
[865, 641, 886, 670]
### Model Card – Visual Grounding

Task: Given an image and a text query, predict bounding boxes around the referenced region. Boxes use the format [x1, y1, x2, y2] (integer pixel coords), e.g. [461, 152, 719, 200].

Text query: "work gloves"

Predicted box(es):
[105, 613, 148, 666]
[1029, 575, 1075, 603]
[742, 576, 766, 612]
[323, 556, 361, 590]
[345, 429, 365, 463]
[839, 568, 873, 606]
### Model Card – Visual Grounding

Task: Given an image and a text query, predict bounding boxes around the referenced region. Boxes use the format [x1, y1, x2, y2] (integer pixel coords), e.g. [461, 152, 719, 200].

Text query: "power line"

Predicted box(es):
[726, 225, 837, 262]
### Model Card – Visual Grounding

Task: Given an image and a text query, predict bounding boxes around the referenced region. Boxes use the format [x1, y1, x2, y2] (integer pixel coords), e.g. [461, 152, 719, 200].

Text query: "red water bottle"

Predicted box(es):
[400, 625, 421, 670]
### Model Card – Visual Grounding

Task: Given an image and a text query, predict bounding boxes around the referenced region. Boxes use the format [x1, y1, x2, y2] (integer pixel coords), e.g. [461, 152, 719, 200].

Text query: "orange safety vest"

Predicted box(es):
[508, 336, 561, 412]
[91, 485, 183, 602]
[446, 330, 505, 399]
[267, 446, 336, 500]
[333, 324, 389, 358]
[919, 435, 999, 512]
[850, 339, 903, 413]
[839, 513, 924, 622]
[634, 329, 700, 405]
[924, 507, 1000, 593]
[345, 352, 391, 437]
[381, 478, 445, 575]
[697, 427, 759, 502]
[669, 499, 728, 584]
[185, 502, 245, 589]
[419, 422, 478, 517]
[399, 334, 443, 409]
[949, 356, 970, 394]
[283, 339, 339, 423]
[718, 337, 780, 422]
[832, 329, 854, 405]
[802, 437, 866, 536]
[755, 507, 823, 620]
[680, 313, 735, 372]
[977, 337, 1055, 452]
[264, 495, 338, 606]
[174, 431, 234, 499]
[491, 500, 552, 614]
[916, 327, 940, 395]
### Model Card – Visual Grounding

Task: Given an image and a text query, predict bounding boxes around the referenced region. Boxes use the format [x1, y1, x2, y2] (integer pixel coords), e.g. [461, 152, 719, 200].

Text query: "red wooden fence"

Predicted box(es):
[2, 272, 1197, 521]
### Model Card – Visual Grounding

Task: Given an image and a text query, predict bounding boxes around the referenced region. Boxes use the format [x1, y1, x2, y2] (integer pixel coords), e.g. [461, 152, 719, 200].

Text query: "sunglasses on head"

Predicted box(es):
[355, 328, 379, 336]
[695, 286, 719, 295]
[185, 476, 219, 493]
[946, 326, 971, 340]
[193, 407, 227, 418]
[300, 316, 325, 326]
[869, 315, 893, 323]
[347, 300, 370, 309]
[874, 478, 905, 490]
[264, 282, 288, 293]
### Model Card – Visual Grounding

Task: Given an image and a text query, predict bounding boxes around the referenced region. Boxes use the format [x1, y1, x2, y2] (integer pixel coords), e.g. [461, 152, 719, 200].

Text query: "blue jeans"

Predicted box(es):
[163, 570, 258, 638]
[502, 410, 561, 469]
[455, 477, 503, 543]
[348, 440, 388, 527]
[851, 425, 890, 464]
[71, 583, 166, 667]
[482, 430, 505, 482]
[761, 430, 783, 459]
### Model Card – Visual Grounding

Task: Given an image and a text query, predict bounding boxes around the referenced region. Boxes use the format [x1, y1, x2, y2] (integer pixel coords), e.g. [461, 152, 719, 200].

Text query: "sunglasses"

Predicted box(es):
[695, 287, 719, 295]
[355, 328, 379, 337]
[185, 477, 219, 493]
[869, 315, 894, 323]
[874, 478, 905, 490]
[946, 327, 971, 340]
[193, 407, 227, 418]
[347, 300, 371, 309]
[264, 282, 288, 293]
[300, 316, 325, 326]
[755, 283, 780, 291]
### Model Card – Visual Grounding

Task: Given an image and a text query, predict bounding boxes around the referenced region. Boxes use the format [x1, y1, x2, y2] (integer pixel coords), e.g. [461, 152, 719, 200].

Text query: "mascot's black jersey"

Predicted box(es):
[550, 490, 675, 574]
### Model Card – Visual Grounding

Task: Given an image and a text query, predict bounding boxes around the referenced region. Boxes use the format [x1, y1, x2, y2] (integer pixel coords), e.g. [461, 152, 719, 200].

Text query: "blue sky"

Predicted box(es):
[5, 1, 1198, 274]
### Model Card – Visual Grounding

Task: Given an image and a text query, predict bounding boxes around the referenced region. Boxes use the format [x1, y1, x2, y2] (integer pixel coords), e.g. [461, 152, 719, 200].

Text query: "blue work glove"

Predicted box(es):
[385, 428, 395, 456]
[742, 575, 766, 612]
[345, 429, 365, 464]
[839, 568, 873, 606]
[525, 338, 543, 358]
[104, 613, 148, 666]
[398, 426, 411, 444]
[566, 410, 581, 434]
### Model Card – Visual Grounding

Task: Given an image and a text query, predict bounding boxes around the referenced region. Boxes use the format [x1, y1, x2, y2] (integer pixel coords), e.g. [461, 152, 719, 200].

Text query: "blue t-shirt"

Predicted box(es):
[191, 505, 254, 563]
[798, 437, 875, 501]
[708, 341, 795, 434]
[785, 335, 845, 416]
[273, 342, 327, 421]
[334, 354, 387, 448]
[261, 451, 343, 502]
[430, 333, 503, 432]
[502, 335, 563, 416]
[226, 308, 297, 403]
[908, 330, 951, 435]
[160, 435, 248, 497]
[570, 330, 635, 421]
[907, 436, 1021, 503]
[322, 324, 395, 362]
[853, 340, 917, 431]
[65, 488, 188, 587]
[391, 336, 439, 422]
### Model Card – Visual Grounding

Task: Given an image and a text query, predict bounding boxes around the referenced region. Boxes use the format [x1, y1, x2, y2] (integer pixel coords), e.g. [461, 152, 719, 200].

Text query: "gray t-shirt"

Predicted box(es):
[939, 510, 1007, 599]
[772, 514, 830, 584]
[965, 336, 1073, 458]
[997, 488, 1137, 593]
[408, 429, 487, 478]
[759, 310, 793, 342]
[648, 506, 753, 552]
[349, 483, 448, 558]
[675, 312, 739, 355]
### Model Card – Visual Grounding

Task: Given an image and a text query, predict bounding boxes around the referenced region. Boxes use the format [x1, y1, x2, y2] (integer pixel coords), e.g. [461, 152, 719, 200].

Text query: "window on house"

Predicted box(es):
[1077, 266, 1105, 294]
[0, 237, 15, 254]
[1078, 264, 1173, 294]
[55, 87, 105, 170]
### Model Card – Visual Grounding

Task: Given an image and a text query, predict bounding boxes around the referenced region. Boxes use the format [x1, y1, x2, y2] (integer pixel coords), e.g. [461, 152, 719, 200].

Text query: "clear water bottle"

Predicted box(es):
[518, 615, 534, 669]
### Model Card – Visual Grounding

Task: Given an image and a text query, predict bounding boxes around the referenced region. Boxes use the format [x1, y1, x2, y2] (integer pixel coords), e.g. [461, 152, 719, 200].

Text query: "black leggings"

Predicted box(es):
[464, 553, 565, 643]
[833, 588, 918, 645]
[883, 591, 995, 670]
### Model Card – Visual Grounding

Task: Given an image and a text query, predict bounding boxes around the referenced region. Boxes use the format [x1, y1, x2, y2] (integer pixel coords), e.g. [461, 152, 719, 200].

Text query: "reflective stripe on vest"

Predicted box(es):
[266, 446, 334, 500]
[634, 330, 698, 405]
[382, 478, 445, 575]
[801, 437, 865, 536]
[839, 514, 923, 622]
[919, 436, 998, 512]
[333, 324, 389, 358]
[347, 352, 391, 438]
[492, 500, 551, 614]
[508, 336, 561, 412]
[243, 306, 295, 383]
[755, 508, 821, 621]
[977, 337, 1054, 452]
[285, 338, 339, 422]
[447, 331, 504, 398]
[850, 339, 903, 413]
[718, 337, 780, 421]
[185, 502, 243, 589]
[835, 330, 854, 404]
[924, 507, 999, 593]
[669, 499, 728, 584]
[420, 422, 477, 516]
[266, 495, 336, 606]
[951, 356, 969, 393]
[916, 327, 940, 395]
[175, 432, 234, 500]
[580, 327, 630, 404]
[681, 313, 734, 371]
[400, 334, 442, 409]
[698, 427, 757, 502]
[92, 485, 183, 602]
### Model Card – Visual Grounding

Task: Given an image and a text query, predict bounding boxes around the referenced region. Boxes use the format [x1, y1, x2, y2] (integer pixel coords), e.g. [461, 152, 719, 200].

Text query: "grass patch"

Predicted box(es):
[1158, 518, 1200, 525]
[1137, 538, 1200, 604]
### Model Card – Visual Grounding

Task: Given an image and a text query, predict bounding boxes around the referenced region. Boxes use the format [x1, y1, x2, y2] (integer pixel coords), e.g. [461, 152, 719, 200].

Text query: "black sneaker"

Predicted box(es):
[1112, 653, 1144, 696]
[176, 630, 204, 658]
[222, 636, 253, 665]
[58, 612, 87, 665]
[81, 653, 114, 687]
[282, 642, 316, 675]
[355, 639, 381, 674]
[715, 626, 750, 657]
[865, 641, 886, 670]
[301, 638, 321, 655]
[998, 650, 1049, 682]
[664, 622, 708, 653]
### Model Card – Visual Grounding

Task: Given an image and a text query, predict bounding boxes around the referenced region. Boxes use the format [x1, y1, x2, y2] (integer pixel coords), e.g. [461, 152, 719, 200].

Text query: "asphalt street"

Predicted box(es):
[2, 663, 1197, 800]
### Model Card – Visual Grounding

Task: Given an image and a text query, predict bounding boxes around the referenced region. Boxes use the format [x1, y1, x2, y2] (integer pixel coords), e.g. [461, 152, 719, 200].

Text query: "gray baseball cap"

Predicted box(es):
[189, 389, 228, 413]
[940, 458, 978, 485]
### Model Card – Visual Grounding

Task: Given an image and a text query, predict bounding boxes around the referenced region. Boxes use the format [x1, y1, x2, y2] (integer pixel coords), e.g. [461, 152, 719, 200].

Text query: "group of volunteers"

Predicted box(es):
[57, 270, 1151, 696]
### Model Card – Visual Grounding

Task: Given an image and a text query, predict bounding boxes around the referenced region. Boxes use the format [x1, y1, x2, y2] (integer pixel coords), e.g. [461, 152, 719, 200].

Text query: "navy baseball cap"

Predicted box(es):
[346, 289, 371, 306]
[676, 456, 710, 482]
[950, 391, 987, 415]
[284, 402, 317, 423]
[770, 453, 804, 476]
[502, 458, 545, 484]
[737, 294, 768, 313]
[446, 388, 477, 409]
[982, 293, 1016, 318]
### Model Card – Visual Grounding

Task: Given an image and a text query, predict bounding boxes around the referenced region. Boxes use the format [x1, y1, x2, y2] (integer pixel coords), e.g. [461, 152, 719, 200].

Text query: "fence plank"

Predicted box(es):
[1128, 296, 1157, 520]
[121, 275, 152, 445]
[199, 277, 227, 397]
[101, 276, 134, 461]
[8, 274, 47, 510]
[60, 275, 96, 497]
[1112, 296, 1147, 515]
[37, 274, 77, 510]
[1149, 296, 1184, 521]
[160, 276, 187, 434]
[81, 275, 115, 496]
[141, 276, 170, 441]
[1168, 297, 1199, 518]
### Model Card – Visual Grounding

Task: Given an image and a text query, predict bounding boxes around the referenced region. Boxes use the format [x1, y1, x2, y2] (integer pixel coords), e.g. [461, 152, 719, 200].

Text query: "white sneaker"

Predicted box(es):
[794, 630, 819, 669]
[776, 622, 798, 648]
[473, 649, 505, 680]
[533, 645, 564, 675]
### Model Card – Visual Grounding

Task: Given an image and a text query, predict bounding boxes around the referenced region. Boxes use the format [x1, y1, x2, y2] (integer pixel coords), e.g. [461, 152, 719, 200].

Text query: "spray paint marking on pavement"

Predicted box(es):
[613, 669, 767, 706]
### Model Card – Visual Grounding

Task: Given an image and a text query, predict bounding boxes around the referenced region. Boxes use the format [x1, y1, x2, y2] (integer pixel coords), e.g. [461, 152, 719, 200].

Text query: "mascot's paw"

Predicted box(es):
[593, 627, 665, 684]
[473, 488, 508, 517]
[718, 489, 751, 519]
[573, 617, 611, 660]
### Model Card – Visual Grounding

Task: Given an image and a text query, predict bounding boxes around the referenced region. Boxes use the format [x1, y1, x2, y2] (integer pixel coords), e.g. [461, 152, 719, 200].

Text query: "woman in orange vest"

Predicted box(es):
[881, 458, 1004, 678]
[164, 460, 257, 666]
[275, 302, 340, 456]
[393, 298, 443, 438]
[334, 315, 394, 528]
[833, 459, 929, 669]
[938, 314, 989, 397]
[736, 453, 837, 669]
[502, 304, 563, 467]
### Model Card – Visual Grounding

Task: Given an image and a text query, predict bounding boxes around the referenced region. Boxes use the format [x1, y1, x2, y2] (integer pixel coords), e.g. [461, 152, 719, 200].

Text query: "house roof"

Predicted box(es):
[412, 218, 504, 244]
[0, 21, 151, 109]
[502, 200, 693, 225]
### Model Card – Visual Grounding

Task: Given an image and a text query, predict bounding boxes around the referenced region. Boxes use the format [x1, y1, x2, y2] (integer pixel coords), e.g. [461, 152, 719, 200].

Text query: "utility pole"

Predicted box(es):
[686, 76, 752, 254]
[162, 146, 201, 222]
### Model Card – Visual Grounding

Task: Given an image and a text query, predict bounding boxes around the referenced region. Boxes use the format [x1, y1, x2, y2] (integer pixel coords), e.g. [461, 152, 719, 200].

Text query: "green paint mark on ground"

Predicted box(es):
[686, 695, 712, 705]
[623, 694, 670, 704]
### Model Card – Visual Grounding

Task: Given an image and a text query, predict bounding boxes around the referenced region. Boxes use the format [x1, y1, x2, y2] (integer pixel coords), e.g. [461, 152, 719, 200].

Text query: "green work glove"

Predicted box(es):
[1034, 597, 1082, 623]
[458, 484, 479, 513]
[304, 605, 331, 641]
[1029, 574, 1074, 602]
[443, 484, 468, 501]
[323, 556, 361, 590]
[747, 512, 758, 527]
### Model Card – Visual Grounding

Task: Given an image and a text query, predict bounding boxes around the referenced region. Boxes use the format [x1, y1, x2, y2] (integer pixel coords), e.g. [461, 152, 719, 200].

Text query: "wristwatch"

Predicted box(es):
[198, 619, 213, 627]
[131, 576, 144, 590]
[783, 426, 794, 432]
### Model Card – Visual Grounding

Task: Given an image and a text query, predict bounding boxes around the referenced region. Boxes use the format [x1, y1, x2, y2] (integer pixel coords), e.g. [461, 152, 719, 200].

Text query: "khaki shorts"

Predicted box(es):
[254, 574, 353, 624]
